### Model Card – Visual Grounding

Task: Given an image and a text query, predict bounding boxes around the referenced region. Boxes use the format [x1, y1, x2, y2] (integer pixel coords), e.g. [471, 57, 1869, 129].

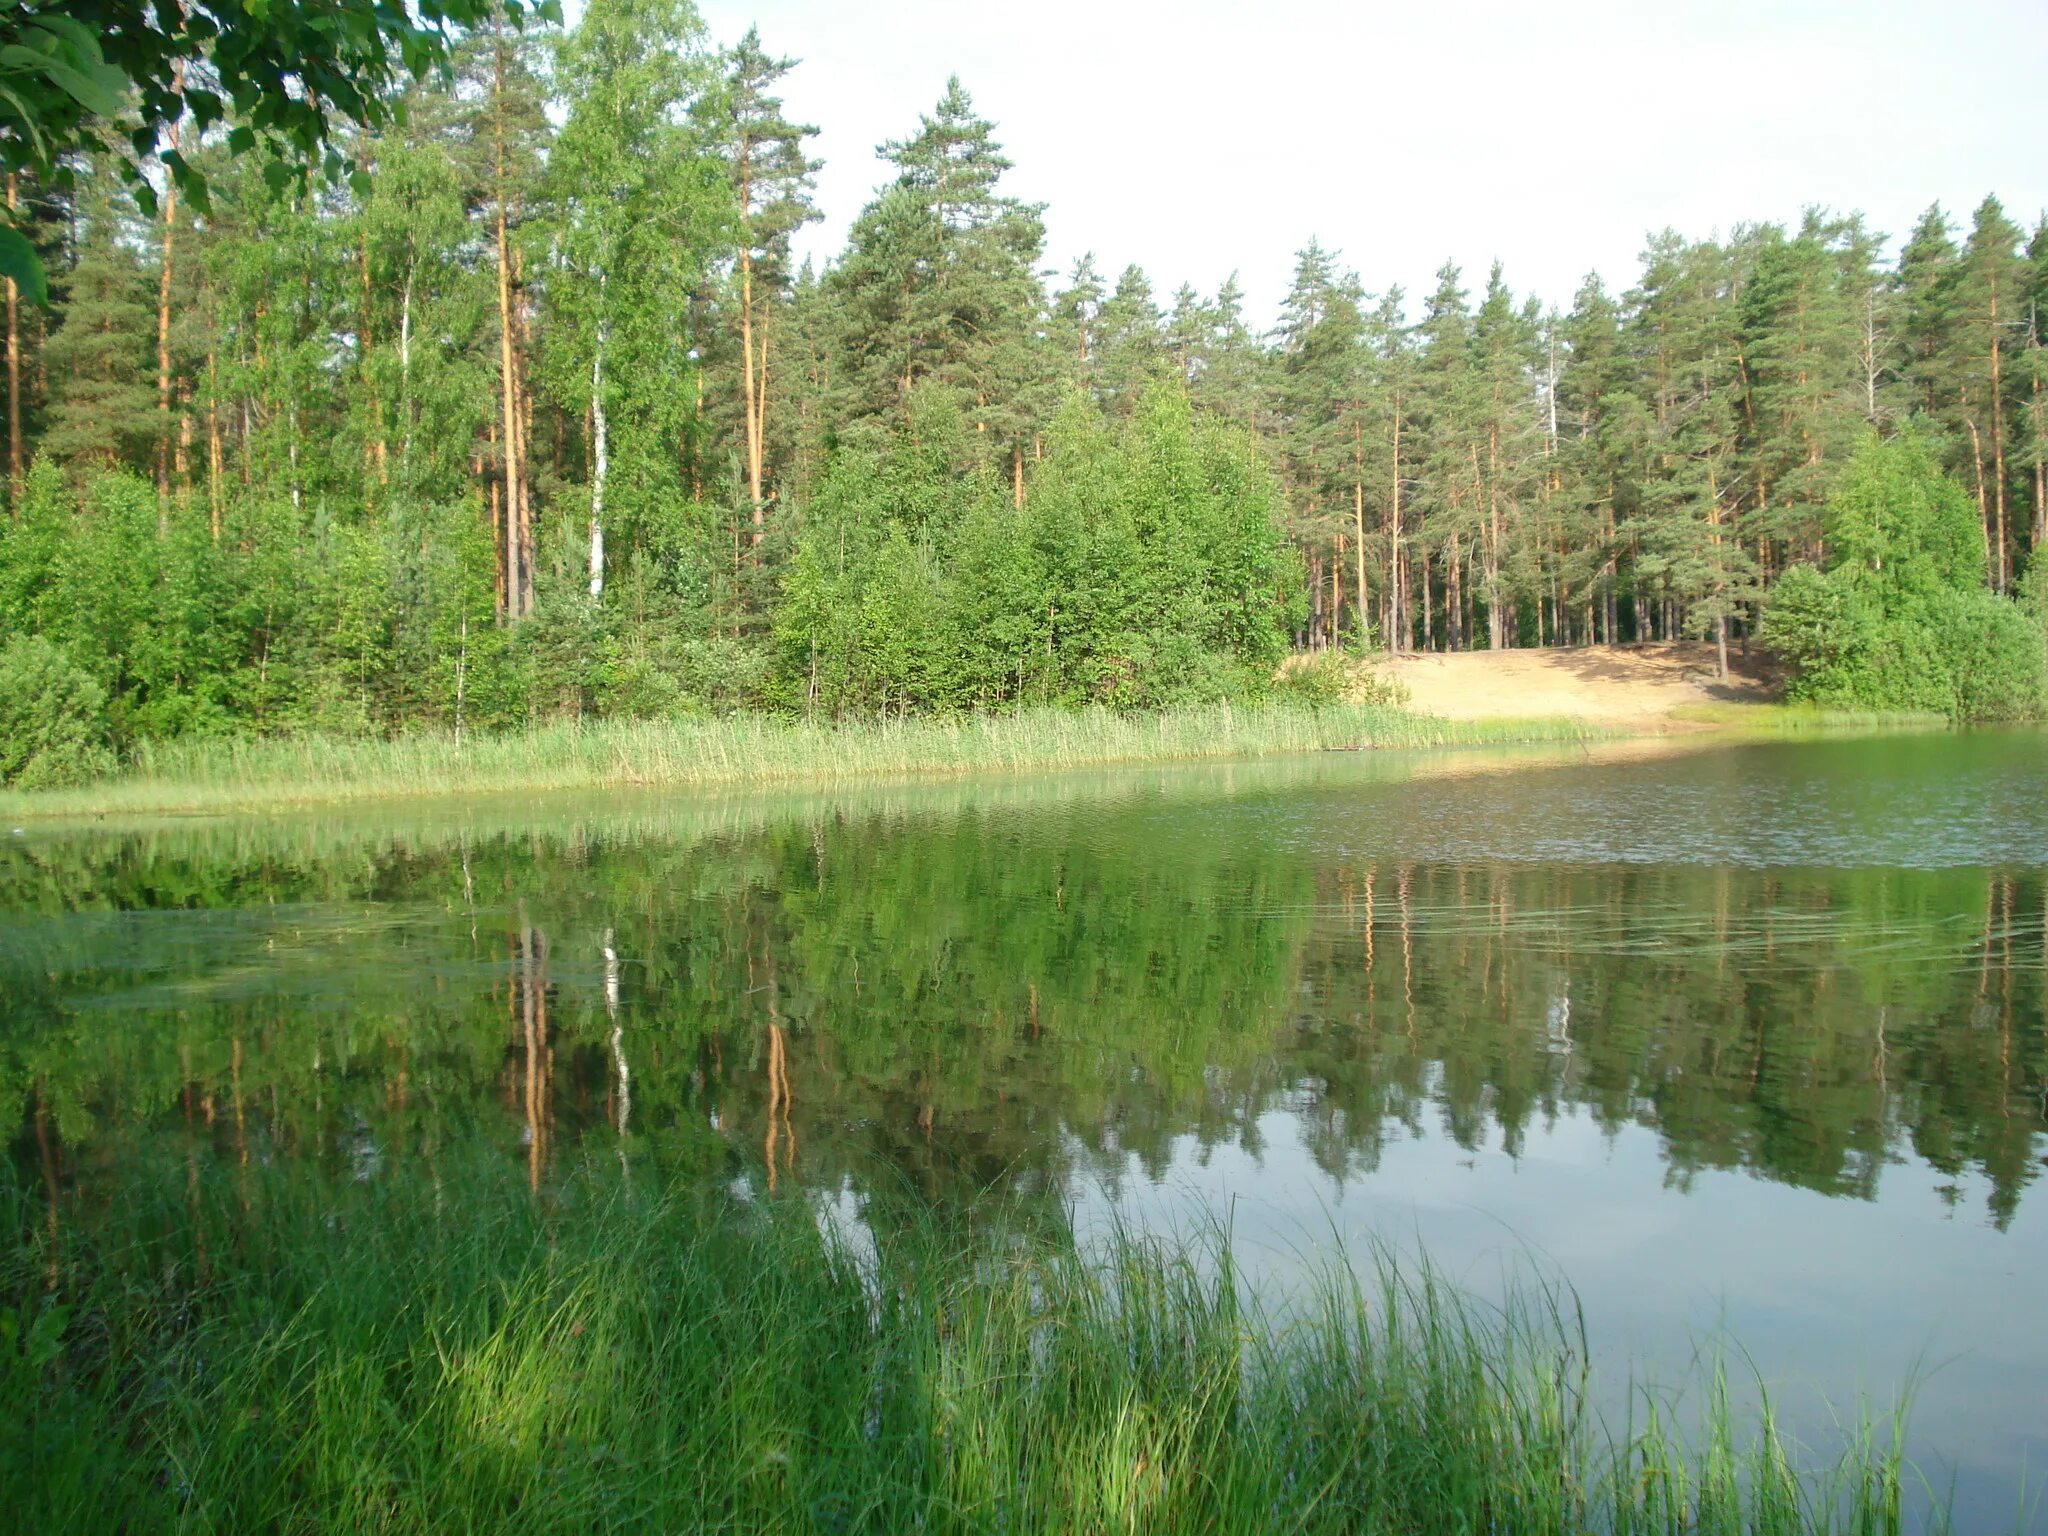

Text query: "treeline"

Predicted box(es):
[1, 0, 2046, 760]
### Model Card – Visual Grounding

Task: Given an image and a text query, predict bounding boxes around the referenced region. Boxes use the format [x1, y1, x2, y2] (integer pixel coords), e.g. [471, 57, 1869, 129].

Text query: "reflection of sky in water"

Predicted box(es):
[1145, 730, 2048, 871]
[1067, 1108, 2045, 1533]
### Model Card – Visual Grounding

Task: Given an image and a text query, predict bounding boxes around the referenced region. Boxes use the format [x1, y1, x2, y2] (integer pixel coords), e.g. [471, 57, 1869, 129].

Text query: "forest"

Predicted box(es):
[2, 0, 2047, 782]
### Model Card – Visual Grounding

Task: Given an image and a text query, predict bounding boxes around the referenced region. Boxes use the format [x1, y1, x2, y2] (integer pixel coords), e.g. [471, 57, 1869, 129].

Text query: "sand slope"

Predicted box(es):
[1383, 643, 1777, 723]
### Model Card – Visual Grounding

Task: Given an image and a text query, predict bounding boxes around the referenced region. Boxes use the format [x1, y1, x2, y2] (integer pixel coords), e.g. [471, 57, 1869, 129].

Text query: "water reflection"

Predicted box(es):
[4, 733, 2047, 1522]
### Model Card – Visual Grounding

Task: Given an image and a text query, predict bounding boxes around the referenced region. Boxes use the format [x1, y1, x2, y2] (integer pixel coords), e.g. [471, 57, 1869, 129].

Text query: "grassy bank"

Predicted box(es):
[0, 702, 1606, 819]
[1669, 701, 1955, 734]
[2, 1153, 1929, 1535]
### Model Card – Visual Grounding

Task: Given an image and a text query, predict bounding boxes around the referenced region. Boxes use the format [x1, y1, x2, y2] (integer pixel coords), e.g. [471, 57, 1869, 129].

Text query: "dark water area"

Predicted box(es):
[5, 731, 2046, 1527]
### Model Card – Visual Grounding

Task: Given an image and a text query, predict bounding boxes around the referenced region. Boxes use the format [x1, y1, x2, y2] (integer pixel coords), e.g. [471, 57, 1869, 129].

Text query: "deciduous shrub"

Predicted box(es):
[0, 636, 116, 789]
[1760, 433, 2047, 721]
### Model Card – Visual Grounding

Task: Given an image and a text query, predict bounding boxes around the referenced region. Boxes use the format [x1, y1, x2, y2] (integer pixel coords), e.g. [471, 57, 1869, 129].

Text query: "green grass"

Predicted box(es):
[1, 1152, 1937, 1535]
[1668, 700, 1954, 734]
[0, 703, 1608, 819]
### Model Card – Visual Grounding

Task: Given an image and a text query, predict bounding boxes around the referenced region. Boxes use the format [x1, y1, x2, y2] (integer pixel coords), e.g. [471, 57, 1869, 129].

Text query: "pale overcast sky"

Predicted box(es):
[693, 0, 2048, 325]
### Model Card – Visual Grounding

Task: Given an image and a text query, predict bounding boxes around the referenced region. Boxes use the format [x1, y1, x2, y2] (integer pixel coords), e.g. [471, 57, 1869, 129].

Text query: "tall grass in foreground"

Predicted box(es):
[1, 1152, 1937, 1535]
[1, 703, 1605, 818]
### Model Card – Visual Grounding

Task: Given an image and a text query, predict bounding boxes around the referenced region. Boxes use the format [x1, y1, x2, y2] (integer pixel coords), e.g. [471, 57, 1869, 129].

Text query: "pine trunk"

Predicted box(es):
[1389, 400, 1407, 652]
[739, 237, 765, 541]
[5, 173, 19, 503]
[1331, 536, 1344, 649]
[1988, 273, 2009, 591]
[1351, 423, 1367, 649]
[205, 318, 223, 543]
[1965, 417, 1990, 584]
[155, 69, 182, 527]
[493, 31, 528, 621]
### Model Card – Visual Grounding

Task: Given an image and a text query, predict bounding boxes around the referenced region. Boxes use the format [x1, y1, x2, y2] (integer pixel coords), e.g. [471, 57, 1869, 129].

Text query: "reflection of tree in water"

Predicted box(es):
[2, 807, 2043, 1236]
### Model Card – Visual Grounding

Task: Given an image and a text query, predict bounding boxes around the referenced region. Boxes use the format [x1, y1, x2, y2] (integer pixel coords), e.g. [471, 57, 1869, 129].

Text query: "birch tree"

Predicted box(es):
[545, 0, 731, 602]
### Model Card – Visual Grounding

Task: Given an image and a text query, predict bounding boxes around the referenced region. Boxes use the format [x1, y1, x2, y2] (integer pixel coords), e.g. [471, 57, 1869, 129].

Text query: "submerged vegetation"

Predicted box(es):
[0, 1154, 1934, 1535]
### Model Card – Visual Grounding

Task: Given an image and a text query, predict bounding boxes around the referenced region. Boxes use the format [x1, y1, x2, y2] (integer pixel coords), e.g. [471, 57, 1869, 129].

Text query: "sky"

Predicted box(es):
[692, 0, 2048, 327]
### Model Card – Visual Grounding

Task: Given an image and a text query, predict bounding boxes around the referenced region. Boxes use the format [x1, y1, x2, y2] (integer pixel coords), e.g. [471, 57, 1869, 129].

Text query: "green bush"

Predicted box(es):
[1931, 587, 2048, 721]
[2019, 552, 2048, 660]
[1759, 432, 2046, 722]
[1273, 652, 1351, 706]
[0, 637, 116, 789]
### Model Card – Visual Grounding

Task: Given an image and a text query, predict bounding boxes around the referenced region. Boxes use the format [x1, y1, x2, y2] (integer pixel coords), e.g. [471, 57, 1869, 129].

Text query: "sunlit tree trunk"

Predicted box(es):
[493, 30, 529, 620]
[5, 173, 19, 503]
[155, 64, 184, 529]
[1987, 270, 2010, 590]
[1351, 423, 1367, 646]
[205, 316, 223, 543]
[589, 294, 608, 600]
[1389, 399, 1407, 651]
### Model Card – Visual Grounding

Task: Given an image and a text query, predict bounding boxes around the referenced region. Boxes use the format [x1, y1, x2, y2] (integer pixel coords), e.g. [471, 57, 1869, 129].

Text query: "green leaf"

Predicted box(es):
[227, 126, 255, 157]
[261, 159, 294, 195]
[0, 45, 60, 72]
[28, 17, 106, 61]
[0, 224, 47, 306]
[43, 61, 122, 118]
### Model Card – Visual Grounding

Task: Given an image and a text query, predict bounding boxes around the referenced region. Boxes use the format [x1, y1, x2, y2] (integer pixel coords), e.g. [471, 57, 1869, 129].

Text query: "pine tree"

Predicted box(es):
[1942, 196, 2027, 588]
[711, 27, 819, 544]
[1555, 273, 1641, 643]
[1093, 264, 1163, 417]
[1627, 235, 1757, 668]
[1414, 261, 1481, 649]
[828, 78, 1048, 474]
[1469, 262, 1541, 647]
[1186, 275, 1266, 431]
[454, 23, 550, 619]
[1364, 288, 1417, 650]
[1271, 241, 1367, 646]
[1049, 254, 1105, 384]
[1893, 204, 1956, 421]
[1738, 213, 1869, 561]
[2019, 218, 2048, 553]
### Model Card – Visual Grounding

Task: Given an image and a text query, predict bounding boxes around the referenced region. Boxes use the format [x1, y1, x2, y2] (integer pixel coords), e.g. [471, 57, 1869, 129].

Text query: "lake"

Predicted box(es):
[5, 729, 2045, 1529]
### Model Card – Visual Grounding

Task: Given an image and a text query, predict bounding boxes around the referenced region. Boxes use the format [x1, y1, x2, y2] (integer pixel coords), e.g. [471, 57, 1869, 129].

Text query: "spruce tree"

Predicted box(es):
[41, 168, 156, 470]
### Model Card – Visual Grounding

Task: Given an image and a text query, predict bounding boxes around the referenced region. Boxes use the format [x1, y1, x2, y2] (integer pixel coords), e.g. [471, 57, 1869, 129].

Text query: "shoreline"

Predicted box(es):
[0, 694, 1967, 825]
[0, 702, 1614, 822]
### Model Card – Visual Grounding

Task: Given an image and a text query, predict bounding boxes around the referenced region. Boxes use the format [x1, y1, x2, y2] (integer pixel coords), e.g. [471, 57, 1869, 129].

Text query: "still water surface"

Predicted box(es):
[5, 731, 2046, 1525]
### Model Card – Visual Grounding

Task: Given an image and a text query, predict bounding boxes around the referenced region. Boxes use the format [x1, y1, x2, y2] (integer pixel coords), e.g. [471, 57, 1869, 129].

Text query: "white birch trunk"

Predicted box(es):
[589, 278, 609, 601]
